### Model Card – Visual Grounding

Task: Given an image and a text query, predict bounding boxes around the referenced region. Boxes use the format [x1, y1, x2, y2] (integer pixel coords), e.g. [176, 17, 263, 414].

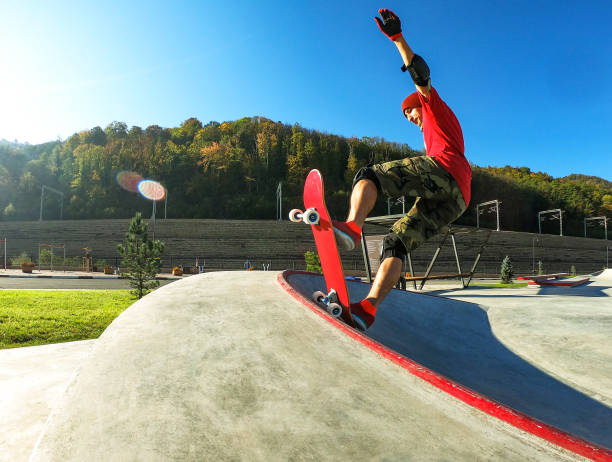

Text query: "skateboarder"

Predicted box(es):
[333, 9, 471, 331]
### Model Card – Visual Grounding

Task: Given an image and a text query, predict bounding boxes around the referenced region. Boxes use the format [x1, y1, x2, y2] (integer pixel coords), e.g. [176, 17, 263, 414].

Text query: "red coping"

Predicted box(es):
[277, 270, 612, 462]
[518, 273, 569, 281]
[529, 278, 590, 287]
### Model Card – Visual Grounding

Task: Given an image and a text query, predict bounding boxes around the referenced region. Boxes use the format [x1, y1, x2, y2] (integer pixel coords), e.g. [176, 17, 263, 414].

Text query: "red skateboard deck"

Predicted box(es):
[301, 169, 353, 326]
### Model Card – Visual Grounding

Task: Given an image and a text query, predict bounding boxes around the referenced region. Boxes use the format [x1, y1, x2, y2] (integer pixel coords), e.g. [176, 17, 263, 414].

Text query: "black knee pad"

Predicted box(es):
[380, 232, 407, 263]
[353, 166, 382, 193]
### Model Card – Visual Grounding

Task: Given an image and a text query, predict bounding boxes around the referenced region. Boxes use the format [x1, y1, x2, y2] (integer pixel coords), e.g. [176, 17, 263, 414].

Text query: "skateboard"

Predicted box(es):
[289, 169, 354, 326]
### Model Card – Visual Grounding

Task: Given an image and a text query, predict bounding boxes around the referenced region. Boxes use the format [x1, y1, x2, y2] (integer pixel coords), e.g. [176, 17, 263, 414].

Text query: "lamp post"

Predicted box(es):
[584, 216, 608, 240]
[137, 180, 166, 241]
[152, 199, 157, 241]
[39, 185, 65, 221]
[538, 209, 563, 236]
[477, 200, 501, 231]
[387, 196, 406, 215]
[532, 236, 539, 274]
[276, 182, 282, 221]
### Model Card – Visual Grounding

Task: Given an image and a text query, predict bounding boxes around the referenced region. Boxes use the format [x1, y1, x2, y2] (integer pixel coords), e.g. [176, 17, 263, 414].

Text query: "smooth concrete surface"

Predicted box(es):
[289, 273, 612, 452]
[595, 269, 612, 281]
[0, 340, 95, 462]
[23, 271, 607, 461]
[429, 273, 612, 413]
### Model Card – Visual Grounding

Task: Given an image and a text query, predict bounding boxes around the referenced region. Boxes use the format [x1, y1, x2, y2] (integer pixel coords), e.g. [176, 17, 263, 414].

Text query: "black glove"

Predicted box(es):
[374, 9, 402, 41]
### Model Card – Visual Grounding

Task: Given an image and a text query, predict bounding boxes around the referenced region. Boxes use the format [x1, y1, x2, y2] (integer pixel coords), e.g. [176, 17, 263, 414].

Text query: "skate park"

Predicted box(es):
[2, 261, 612, 461]
[3, 1, 612, 459]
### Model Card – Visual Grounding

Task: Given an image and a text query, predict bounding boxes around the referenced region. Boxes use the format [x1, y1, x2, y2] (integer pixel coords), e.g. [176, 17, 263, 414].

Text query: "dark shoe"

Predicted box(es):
[332, 221, 362, 251]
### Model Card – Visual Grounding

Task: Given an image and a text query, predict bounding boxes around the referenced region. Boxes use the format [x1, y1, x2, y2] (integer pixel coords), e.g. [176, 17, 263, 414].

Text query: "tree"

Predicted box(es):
[117, 213, 165, 299]
[105, 121, 128, 140]
[500, 256, 514, 284]
[3, 203, 15, 217]
[81, 126, 107, 146]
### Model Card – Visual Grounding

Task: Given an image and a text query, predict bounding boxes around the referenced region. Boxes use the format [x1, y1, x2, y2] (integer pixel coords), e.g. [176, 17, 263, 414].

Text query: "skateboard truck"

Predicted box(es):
[312, 289, 343, 318]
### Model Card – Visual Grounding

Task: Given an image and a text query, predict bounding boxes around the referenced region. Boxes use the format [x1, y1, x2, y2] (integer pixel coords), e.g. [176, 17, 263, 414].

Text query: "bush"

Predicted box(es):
[500, 256, 514, 284]
[65, 256, 81, 268]
[38, 248, 55, 266]
[11, 252, 33, 266]
[305, 251, 322, 274]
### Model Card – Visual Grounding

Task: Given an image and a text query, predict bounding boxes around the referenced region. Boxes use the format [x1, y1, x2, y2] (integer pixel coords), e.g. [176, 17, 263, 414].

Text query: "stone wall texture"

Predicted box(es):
[0, 219, 609, 276]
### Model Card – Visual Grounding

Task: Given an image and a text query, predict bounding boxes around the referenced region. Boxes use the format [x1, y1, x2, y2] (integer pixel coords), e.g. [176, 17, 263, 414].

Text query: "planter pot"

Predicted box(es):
[104, 266, 113, 275]
[21, 263, 35, 273]
[172, 269, 183, 276]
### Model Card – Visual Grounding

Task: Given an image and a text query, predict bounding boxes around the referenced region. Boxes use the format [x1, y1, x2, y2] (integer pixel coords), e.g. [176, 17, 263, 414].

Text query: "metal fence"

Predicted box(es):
[2, 255, 326, 273]
[1, 252, 605, 277]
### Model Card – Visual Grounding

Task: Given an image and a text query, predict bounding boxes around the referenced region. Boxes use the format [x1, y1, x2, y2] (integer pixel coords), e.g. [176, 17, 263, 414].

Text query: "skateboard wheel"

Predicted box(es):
[303, 208, 320, 225]
[327, 303, 342, 318]
[312, 290, 326, 304]
[289, 208, 303, 223]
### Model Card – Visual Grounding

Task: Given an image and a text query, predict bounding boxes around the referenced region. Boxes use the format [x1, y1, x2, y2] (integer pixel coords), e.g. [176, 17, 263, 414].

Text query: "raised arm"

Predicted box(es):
[374, 8, 431, 97]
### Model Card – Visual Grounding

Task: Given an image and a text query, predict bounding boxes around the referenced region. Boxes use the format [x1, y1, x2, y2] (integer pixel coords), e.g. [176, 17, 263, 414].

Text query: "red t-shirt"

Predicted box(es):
[418, 87, 471, 206]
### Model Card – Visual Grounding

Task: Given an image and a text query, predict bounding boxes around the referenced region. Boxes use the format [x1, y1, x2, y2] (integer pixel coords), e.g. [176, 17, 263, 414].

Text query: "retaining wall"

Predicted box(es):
[0, 219, 609, 275]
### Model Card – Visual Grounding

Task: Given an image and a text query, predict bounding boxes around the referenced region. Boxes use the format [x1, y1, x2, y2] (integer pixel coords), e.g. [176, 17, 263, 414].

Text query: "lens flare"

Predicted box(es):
[116, 171, 144, 193]
[137, 179, 166, 201]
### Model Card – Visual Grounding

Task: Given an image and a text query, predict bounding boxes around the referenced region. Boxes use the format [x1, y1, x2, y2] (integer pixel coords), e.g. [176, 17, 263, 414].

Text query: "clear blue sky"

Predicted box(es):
[1, 0, 611, 180]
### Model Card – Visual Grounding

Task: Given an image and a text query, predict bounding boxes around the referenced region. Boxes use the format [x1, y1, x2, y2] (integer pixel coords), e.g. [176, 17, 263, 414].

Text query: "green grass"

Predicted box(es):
[0, 290, 135, 350]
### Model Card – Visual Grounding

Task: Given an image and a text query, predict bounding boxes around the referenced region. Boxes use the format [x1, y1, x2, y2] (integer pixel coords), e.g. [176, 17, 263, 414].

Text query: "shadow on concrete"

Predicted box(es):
[286, 272, 612, 451]
[534, 281, 611, 297]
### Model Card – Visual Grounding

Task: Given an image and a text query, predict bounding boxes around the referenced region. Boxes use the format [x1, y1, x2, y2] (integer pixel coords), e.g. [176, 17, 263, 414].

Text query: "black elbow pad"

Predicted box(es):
[402, 54, 430, 87]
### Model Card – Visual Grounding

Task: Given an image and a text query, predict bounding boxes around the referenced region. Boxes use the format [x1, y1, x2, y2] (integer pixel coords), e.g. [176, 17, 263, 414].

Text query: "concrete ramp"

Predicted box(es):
[283, 271, 612, 460]
[31, 272, 608, 461]
[594, 269, 612, 282]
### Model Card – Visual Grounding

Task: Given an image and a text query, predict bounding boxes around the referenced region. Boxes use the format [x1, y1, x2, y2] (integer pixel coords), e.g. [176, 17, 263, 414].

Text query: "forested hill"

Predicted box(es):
[1, 117, 610, 238]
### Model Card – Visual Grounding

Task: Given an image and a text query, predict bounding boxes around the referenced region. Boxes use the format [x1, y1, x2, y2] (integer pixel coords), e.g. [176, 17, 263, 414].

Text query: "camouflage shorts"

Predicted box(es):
[371, 156, 467, 254]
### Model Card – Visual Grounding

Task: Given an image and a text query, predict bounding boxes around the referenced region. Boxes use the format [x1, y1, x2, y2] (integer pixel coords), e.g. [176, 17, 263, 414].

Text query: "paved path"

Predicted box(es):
[0, 268, 180, 289]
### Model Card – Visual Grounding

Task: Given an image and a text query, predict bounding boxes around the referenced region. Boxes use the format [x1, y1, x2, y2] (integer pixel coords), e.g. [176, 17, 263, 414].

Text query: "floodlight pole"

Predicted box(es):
[39, 185, 65, 221]
[584, 216, 608, 240]
[387, 196, 406, 215]
[538, 209, 563, 236]
[0, 238, 6, 270]
[145, 181, 166, 239]
[477, 200, 501, 231]
[276, 182, 282, 221]
[532, 236, 539, 273]
[151, 200, 157, 241]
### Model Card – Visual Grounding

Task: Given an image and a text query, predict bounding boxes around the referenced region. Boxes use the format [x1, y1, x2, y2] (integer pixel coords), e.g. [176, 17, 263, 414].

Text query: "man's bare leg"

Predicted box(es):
[365, 256, 403, 308]
[345, 179, 402, 308]
[346, 179, 378, 228]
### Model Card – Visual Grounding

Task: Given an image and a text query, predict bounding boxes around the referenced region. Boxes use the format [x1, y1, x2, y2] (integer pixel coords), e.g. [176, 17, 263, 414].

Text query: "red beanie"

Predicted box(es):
[401, 92, 421, 115]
